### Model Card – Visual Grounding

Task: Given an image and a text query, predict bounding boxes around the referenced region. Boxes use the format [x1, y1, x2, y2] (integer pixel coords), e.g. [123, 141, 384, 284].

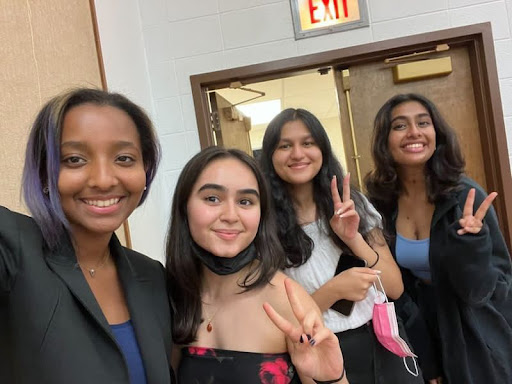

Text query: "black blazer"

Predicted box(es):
[0, 206, 174, 384]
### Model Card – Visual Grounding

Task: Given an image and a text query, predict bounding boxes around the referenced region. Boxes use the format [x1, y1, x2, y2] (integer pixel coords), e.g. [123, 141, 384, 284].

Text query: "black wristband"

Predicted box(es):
[313, 365, 345, 384]
[367, 249, 380, 268]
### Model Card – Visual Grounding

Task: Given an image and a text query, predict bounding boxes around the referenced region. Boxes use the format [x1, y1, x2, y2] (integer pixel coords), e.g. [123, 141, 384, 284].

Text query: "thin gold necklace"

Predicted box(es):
[78, 249, 110, 278]
[203, 303, 222, 333]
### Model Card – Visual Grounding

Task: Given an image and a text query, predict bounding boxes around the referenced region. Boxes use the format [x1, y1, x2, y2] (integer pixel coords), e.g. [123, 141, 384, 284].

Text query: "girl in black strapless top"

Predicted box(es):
[166, 147, 347, 384]
[179, 347, 300, 384]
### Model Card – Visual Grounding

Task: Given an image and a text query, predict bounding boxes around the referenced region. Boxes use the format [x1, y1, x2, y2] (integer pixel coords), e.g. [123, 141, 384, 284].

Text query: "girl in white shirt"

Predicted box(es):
[260, 108, 421, 384]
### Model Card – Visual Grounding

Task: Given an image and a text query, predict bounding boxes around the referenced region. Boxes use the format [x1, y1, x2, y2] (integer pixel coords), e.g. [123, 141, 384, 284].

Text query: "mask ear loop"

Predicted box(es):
[403, 356, 419, 377]
[372, 274, 388, 303]
[373, 276, 420, 377]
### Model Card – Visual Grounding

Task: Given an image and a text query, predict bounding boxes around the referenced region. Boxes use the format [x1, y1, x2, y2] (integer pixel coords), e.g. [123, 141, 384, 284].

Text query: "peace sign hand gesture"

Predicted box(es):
[330, 173, 360, 243]
[457, 188, 498, 235]
[263, 279, 345, 383]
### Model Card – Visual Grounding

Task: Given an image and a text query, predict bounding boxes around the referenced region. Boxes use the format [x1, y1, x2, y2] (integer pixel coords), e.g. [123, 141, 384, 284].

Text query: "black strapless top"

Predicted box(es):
[178, 346, 300, 384]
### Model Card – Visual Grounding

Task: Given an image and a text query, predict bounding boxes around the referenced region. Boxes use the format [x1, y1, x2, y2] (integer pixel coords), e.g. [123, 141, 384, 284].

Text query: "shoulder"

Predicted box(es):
[0, 206, 43, 245]
[122, 246, 165, 279]
[454, 176, 489, 204]
[0, 206, 38, 230]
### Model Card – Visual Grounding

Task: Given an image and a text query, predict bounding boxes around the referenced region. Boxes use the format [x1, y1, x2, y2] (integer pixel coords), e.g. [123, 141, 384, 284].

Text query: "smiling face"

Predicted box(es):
[388, 101, 437, 170]
[271, 119, 323, 187]
[186, 157, 261, 258]
[58, 103, 146, 240]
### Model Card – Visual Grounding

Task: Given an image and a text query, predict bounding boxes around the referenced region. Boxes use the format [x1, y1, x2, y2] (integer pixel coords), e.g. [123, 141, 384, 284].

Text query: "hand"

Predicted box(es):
[329, 173, 360, 243]
[333, 267, 380, 301]
[457, 188, 497, 235]
[429, 377, 443, 384]
[263, 279, 344, 382]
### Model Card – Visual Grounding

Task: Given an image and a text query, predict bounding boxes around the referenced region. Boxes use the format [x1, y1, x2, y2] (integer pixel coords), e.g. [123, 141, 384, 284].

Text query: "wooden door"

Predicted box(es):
[335, 46, 486, 192]
[210, 92, 253, 156]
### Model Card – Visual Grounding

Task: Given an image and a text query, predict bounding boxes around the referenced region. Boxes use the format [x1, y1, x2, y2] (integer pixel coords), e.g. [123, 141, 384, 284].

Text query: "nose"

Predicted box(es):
[219, 201, 239, 223]
[290, 144, 304, 160]
[406, 123, 421, 137]
[87, 159, 118, 190]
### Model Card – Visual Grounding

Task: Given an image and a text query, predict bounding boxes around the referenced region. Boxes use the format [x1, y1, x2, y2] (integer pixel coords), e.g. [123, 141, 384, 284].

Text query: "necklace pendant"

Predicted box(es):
[89, 269, 96, 277]
[206, 322, 213, 332]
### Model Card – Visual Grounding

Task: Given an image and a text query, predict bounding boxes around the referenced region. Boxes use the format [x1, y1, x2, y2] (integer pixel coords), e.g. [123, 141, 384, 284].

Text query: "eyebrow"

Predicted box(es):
[278, 134, 313, 142]
[197, 183, 260, 198]
[391, 113, 431, 124]
[60, 140, 139, 150]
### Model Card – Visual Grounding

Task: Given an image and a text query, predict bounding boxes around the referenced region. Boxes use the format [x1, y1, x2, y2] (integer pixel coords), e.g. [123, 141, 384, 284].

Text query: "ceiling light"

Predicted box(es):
[237, 99, 281, 125]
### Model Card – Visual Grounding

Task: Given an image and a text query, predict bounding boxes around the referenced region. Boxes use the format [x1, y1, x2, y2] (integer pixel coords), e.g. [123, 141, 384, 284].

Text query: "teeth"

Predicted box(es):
[405, 143, 423, 148]
[84, 198, 120, 207]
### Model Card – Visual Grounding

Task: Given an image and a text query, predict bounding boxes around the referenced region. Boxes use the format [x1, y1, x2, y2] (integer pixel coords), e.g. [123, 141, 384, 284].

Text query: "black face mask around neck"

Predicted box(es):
[191, 242, 257, 275]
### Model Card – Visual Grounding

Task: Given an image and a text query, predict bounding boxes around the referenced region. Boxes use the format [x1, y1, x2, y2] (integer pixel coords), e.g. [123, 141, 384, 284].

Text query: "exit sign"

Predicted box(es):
[290, 0, 369, 39]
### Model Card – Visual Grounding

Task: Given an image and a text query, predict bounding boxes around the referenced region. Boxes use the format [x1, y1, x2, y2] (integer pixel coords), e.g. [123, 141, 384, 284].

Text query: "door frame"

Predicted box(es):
[190, 22, 512, 250]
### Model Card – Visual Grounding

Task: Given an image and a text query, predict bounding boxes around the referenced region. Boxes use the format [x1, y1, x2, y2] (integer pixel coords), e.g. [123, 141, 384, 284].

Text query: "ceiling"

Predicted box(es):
[216, 70, 340, 121]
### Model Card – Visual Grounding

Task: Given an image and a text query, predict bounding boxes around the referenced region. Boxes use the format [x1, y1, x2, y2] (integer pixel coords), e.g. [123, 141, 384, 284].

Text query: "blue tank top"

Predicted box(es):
[395, 233, 432, 281]
[111, 320, 147, 384]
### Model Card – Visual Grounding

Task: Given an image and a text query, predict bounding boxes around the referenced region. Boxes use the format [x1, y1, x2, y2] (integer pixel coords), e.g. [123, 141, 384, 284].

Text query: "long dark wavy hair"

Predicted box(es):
[260, 108, 379, 267]
[165, 146, 284, 345]
[365, 93, 465, 219]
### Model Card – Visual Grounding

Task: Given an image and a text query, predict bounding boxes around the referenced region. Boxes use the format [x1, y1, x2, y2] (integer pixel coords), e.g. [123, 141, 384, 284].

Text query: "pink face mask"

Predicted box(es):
[372, 276, 419, 376]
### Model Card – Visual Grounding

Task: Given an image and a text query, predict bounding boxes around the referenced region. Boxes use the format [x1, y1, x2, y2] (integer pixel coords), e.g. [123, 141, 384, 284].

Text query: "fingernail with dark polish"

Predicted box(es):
[310, 338, 316, 346]
[306, 334, 312, 341]
[300, 335, 304, 344]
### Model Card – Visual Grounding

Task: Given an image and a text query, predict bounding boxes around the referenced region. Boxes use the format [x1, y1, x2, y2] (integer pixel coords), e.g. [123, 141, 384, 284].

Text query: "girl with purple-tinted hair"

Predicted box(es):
[0, 88, 174, 384]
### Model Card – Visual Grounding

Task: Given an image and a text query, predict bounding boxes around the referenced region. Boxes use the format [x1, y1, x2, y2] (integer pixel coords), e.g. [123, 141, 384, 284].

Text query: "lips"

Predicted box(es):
[403, 143, 424, 149]
[83, 198, 121, 208]
[214, 229, 241, 240]
[288, 162, 310, 169]
[401, 142, 426, 153]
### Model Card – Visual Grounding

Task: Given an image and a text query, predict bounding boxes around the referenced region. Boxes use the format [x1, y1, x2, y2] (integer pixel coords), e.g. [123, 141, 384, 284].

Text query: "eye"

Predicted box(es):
[391, 123, 407, 131]
[303, 141, 315, 147]
[239, 198, 254, 206]
[417, 120, 432, 128]
[62, 156, 86, 166]
[116, 155, 135, 164]
[204, 195, 220, 204]
[278, 143, 291, 150]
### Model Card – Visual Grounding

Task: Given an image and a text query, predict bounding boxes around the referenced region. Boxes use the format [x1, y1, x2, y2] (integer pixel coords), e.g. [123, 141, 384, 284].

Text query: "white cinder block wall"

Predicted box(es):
[94, 0, 512, 262]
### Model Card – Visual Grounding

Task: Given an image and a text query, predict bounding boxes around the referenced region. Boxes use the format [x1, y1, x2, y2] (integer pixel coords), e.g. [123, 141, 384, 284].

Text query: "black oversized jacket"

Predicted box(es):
[382, 177, 512, 383]
[0, 206, 174, 384]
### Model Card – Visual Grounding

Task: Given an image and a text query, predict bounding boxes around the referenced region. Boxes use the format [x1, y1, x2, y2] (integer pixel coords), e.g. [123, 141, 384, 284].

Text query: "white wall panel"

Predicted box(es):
[155, 97, 184, 135]
[369, 0, 448, 22]
[372, 12, 450, 41]
[224, 39, 298, 68]
[221, 2, 294, 49]
[148, 61, 179, 99]
[219, 0, 284, 13]
[495, 39, 512, 78]
[297, 26, 373, 55]
[449, 1, 511, 39]
[169, 15, 223, 58]
[167, 0, 219, 22]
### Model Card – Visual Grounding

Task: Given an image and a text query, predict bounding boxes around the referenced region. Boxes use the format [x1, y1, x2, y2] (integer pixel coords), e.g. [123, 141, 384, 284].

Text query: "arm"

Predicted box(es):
[442, 187, 511, 305]
[344, 229, 403, 299]
[312, 176, 402, 311]
[170, 346, 182, 378]
[0, 207, 21, 294]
